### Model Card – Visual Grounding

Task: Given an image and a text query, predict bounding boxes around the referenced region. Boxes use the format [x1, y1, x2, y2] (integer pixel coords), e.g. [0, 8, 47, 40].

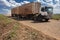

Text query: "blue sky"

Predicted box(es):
[0, 0, 60, 15]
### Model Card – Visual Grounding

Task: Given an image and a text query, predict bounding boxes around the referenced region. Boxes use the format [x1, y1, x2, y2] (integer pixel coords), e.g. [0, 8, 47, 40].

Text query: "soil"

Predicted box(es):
[1, 19, 57, 40]
[19, 20, 60, 40]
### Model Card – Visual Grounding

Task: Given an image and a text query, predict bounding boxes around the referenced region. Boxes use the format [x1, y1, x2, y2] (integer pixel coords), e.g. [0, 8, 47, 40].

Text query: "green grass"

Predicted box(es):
[6, 23, 19, 40]
[0, 14, 19, 40]
[0, 14, 13, 27]
[1, 14, 57, 40]
[52, 14, 60, 20]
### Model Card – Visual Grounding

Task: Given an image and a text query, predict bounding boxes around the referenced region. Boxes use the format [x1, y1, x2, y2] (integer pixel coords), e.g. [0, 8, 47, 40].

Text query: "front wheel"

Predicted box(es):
[45, 19, 49, 22]
[42, 19, 49, 22]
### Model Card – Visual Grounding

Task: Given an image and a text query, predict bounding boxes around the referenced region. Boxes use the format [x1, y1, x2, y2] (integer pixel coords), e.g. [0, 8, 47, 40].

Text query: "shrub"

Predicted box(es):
[52, 14, 60, 20]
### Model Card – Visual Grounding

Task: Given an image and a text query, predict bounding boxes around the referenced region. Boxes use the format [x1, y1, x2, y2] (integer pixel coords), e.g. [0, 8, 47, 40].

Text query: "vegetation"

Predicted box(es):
[0, 14, 19, 40]
[0, 14, 56, 40]
[52, 14, 60, 20]
[4, 22, 20, 40]
[0, 14, 13, 27]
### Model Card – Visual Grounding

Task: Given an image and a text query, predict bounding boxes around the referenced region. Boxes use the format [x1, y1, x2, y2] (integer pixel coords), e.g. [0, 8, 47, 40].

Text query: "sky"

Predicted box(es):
[0, 0, 60, 15]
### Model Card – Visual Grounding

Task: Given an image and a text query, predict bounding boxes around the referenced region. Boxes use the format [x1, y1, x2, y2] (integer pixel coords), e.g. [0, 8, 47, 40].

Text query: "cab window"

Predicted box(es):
[41, 7, 45, 12]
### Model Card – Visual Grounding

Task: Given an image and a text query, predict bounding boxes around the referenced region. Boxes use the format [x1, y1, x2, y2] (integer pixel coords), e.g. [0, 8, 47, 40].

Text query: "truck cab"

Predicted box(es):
[35, 6, 53, 21]
[40, 6, 53, 21]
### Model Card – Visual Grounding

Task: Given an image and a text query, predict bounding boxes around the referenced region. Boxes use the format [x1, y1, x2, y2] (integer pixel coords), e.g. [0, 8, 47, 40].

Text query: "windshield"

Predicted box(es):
[45, 7, 53, 13]
[41, 6, 53, 14]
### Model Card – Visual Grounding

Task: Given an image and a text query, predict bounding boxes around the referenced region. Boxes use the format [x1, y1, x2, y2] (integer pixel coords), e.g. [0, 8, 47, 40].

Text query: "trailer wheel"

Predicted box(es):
[34, 17, 37, 21]
[26, 14, 34, 20]
[12, 14, 14, 17]
[13, 14, 15, 17]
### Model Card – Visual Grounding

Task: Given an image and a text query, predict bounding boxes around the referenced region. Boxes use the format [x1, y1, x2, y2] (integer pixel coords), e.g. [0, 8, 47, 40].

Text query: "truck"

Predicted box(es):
[11, 2, 53, 21]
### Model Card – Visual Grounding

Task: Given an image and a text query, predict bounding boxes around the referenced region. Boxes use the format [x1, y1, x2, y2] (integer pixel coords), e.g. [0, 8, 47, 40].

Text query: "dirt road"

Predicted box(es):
[18, 20, 60, 40]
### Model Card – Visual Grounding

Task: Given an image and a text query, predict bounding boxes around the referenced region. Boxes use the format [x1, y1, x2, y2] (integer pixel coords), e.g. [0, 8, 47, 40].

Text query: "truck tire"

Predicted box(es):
[45, 19, 49, 22]
[33, 16, 42, 21]
[41, 19, 48, 22]
[37, 14, 43, 21]
[42, 19, 45, 22]
[12, 14, 14, 17]
[26, 14, 34, 20]
[13, 14, 15, 17]
[33, 17, 37, 21]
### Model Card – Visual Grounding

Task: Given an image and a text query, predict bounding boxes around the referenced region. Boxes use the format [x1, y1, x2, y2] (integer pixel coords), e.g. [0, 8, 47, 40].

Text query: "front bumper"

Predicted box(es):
[42, 15, 50, 19]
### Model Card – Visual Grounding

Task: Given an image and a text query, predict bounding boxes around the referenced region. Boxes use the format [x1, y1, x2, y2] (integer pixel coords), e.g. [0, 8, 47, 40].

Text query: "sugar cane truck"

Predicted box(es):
[11, 2, 53, 21]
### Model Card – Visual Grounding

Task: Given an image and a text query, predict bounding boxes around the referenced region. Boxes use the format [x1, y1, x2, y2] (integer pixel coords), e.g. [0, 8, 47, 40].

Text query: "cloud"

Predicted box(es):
[53, 8, 60, 14]
[36, 0, 60, 7]
[0, 0, 30, 7]
[0, 0, 11, 7]
[23, 1, 30, 4]
[20, 1, 30, 5]
[0, 0, 21, 7]
[0, 8, 11, 16]
[0, 0, 30, 15]
[9, 0, 21, 7]
[0, 0, 60, 14]
[2, 8, 10, 13]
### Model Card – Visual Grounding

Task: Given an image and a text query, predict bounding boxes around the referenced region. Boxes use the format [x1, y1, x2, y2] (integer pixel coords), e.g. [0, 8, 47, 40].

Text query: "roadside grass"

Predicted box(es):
[0, 14, 13, 27]
[52, 14, 60, 20]
[5, 22, 20, 40]
[0, 14, 57, 40]
[0, 14, 19, 40]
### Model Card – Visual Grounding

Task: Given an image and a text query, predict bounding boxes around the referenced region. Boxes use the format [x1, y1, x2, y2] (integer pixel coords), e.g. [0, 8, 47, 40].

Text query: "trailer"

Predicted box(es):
[11, 2, 53, 21]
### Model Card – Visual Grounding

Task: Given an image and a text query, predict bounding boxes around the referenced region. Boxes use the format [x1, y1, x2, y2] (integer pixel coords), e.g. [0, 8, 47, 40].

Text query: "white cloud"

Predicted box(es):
[37, 0, 40, 1]
[0, 0, 60, 14]
[0, 0, 22, 7]
[0, 0, 30, 7]
[36, 0, 53, 6]
[23, 1, 30, 4]
[9, 0, 21, 7]
[36, 0, 60, 7]
[53, 8, 60, 14]
[20, 2, 24, 5]
[2, 8, 11, 16]
[0, 0, 30, 15]
[0, 0, 11, 7]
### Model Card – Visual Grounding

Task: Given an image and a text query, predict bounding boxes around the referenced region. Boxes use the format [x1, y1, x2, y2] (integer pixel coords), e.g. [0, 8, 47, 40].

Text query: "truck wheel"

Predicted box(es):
[26, 14, 34, 20]
[42, 19, 45, 22]
[34, 17, 37, 21]
[12, 14, 14, 17]
[45, 19, 49, 22]
[12, 14, 15, 17]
